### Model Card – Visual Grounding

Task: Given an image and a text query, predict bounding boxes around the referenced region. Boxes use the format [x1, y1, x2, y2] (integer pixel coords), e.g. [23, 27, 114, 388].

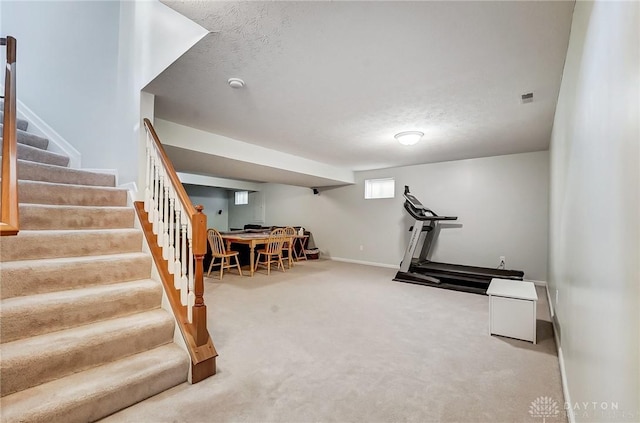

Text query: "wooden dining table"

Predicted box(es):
[221, 232, 309, 277]
[221, 232, 270, 277]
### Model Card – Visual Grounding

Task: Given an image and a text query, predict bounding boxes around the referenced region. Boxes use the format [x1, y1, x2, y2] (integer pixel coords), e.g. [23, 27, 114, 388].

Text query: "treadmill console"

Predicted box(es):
[403, 185, 425, 211]
[402, 186, 457, 221]
[404, 193, 425, 211]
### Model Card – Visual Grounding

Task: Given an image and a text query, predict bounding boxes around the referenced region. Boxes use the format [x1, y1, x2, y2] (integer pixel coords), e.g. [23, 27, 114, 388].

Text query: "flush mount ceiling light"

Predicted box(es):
[395, 131, 424, 146]
[228, 78, 245, 89]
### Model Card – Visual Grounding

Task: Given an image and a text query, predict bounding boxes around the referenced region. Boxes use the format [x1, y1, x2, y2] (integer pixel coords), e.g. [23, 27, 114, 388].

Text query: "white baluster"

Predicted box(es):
[180, 219, 189, 304]
[144, 132, 151, 213]
[157, 169, 165, 248]
[147, 154, 156, 226]
[167, 193, 175, 274]
[174, 205, 183, 280]
[187, 227, 195, 324]
[162, 183, 170, 259]
[152, 158, 159, 234]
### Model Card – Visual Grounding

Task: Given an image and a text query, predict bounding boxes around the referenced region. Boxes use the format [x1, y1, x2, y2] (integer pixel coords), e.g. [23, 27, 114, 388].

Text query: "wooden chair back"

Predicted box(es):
[283, 226, 296, 238]
[207, 228, 226, 256]
[282, 226, 297, 267]
[265, 228, 286, 254]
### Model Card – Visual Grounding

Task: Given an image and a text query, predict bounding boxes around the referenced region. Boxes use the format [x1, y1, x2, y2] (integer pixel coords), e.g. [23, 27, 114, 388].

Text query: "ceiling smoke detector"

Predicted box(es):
[521, 92, 534, 104]
[228, 78, 245, 89]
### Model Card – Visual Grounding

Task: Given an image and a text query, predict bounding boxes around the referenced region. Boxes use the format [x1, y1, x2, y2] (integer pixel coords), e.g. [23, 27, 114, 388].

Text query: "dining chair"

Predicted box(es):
[281, 226, 297, 269]
[207, 228, 243, 280]
[254, 228, 287, 275]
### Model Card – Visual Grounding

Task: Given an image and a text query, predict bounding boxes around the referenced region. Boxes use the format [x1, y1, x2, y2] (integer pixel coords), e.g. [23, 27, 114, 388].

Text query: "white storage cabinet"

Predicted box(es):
[487, 278, 538, 344]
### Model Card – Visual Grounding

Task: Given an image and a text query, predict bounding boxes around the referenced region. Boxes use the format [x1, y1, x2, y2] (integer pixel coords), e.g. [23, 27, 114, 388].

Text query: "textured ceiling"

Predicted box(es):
[149, 1, 574, 184]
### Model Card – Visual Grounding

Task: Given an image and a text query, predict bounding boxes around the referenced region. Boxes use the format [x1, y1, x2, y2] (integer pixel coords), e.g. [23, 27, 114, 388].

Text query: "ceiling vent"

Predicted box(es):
[521, 92, 534, 104]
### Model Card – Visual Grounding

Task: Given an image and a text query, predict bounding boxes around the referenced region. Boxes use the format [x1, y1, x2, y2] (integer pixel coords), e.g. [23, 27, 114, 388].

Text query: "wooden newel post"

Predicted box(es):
[192, 205, 209, 346]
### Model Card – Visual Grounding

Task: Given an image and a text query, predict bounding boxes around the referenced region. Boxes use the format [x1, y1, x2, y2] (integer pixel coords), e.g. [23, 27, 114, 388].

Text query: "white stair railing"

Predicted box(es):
[143, 121, 201, 323]
[138, 118, 215, 384]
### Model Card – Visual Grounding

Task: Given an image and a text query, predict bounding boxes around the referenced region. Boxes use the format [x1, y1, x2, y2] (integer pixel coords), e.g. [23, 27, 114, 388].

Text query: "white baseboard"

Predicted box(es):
[545, 284, 574, 423]
[525, 279, 548, 287]
[14, 98, 82, 168]
[545, 282, 556, 318]
[328, 256, 398, 269]
[118, 181, 138, 207]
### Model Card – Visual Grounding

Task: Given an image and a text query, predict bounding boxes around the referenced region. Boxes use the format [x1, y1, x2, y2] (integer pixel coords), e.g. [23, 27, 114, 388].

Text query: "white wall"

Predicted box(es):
[229, 151, 550, 280]
[118, 0, 208, 193]
[184, 185, 229, 232]
[229, 191, 267, 230]
[178, 173, 262, 192]
[2, 0, 121, 172]
[548, 1, 639, 421]
[154, 119, 355, 186]
[1, 1, 207, 187]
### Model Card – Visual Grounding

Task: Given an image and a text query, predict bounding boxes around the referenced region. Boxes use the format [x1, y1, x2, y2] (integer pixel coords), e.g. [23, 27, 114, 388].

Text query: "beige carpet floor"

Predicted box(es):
[102, 259, 565, 423]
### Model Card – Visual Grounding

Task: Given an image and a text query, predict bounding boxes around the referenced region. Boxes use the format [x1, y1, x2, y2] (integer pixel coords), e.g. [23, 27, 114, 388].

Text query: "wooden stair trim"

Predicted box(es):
[1, 36, 19, 236]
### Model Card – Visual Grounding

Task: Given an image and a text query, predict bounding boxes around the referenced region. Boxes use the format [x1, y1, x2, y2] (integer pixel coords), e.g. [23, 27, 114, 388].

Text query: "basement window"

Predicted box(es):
[234, 191, 248, 205]
[364, 178, 395, 199]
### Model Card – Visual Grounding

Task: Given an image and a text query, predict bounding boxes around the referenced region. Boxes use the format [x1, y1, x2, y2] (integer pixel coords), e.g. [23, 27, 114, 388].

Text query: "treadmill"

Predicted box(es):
[393, 186, 523, 294]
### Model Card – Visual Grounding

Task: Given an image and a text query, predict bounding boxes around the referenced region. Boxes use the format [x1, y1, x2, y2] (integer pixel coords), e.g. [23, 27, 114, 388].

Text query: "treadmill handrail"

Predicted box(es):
[403, 202, 458, 222]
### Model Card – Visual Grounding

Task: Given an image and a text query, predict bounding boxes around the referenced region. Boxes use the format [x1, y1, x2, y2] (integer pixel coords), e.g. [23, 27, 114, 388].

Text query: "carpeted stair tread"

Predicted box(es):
[0, 109, 189, 420]
[0, 124, 48, 149]
[19, 203, 134, 230]
[0, 344, 188, 423]
[0, 309, 175, 396]
[0, 140, 69, 167]
[0, 252, 151, 299]
[0, 228, 143, 261]
[18, 179, 128, 206]
[1, 279, 162, 343]
[15, 159, 116, 187]
[0, 110, 28, 131]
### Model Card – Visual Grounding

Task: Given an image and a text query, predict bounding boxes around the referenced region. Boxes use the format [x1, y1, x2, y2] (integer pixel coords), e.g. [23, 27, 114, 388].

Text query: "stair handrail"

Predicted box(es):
[1, 36, 19, 236]
[135, 118, 216, 383]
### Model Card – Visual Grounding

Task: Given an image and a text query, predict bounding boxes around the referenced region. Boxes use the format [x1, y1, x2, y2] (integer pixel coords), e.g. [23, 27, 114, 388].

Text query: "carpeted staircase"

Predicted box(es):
[0, 111, 189, 422]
